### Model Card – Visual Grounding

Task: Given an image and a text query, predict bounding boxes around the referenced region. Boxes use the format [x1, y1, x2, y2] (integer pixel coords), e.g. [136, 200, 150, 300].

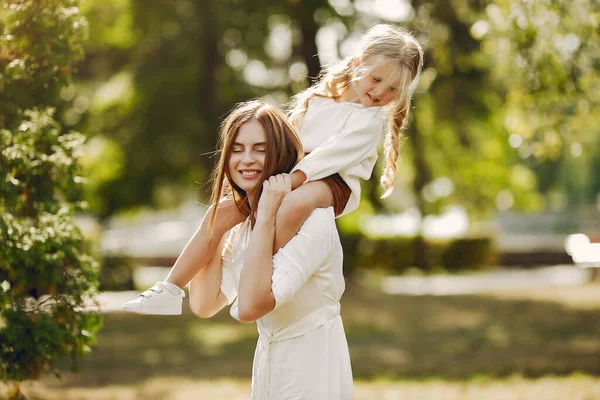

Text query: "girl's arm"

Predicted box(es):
[291, 109, 383, 185]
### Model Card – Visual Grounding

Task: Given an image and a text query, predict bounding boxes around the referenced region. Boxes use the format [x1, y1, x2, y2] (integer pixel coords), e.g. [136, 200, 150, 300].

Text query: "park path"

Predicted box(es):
[381, 265, 592, 295]
[88, 265, 593, 313]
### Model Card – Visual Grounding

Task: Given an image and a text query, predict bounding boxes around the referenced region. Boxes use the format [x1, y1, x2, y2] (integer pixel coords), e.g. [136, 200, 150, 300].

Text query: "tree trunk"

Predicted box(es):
[292, 2, 321, 82]
[406, 124, 432, 271]
[198, 0, 220, 172]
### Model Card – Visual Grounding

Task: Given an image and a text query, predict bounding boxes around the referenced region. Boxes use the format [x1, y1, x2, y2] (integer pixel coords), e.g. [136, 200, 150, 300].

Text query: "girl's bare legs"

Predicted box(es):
[123, 198, 245, 315]
[273, 181, 333, 253]
[166, 199, 246, 288]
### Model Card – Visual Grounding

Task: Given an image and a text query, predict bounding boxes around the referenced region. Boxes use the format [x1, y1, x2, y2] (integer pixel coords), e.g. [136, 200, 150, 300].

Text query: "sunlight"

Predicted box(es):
[354, 0, 413, 22]
[565, 234, 600, 264]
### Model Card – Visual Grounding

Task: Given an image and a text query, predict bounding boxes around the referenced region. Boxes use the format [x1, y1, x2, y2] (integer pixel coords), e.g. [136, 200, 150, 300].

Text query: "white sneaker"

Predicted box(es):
[123, 281, 185, 315]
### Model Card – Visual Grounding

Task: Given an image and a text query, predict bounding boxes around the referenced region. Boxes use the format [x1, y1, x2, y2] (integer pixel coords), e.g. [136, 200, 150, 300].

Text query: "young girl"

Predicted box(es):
[123, 23, 423, 315]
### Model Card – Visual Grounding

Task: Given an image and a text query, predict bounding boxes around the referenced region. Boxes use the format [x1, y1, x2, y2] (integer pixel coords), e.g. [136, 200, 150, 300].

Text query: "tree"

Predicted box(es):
[73, 0, 343, 218]
[366, 0, 536, 268]
[0, 1, 101, 397]
[69, 1, 597, 269]
[483, 0, 600, 208]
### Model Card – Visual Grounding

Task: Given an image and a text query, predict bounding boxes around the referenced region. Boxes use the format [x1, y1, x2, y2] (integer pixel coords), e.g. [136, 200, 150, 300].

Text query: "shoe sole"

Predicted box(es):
[122, 305, 182, 315]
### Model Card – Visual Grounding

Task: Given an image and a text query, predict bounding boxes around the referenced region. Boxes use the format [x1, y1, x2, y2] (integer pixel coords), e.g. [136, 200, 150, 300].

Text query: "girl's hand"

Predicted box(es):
[257, 173, 291, 221]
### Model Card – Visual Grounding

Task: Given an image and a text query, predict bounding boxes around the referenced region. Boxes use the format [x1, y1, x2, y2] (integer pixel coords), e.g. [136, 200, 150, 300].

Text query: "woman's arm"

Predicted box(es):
[237, 174, 291, 322]
[238, 176, 334, 322]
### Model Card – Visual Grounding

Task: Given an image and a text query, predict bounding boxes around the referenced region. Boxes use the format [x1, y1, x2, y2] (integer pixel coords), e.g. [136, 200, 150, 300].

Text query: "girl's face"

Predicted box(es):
[228, 119, 266, 195]
[354, 63, 400, 108]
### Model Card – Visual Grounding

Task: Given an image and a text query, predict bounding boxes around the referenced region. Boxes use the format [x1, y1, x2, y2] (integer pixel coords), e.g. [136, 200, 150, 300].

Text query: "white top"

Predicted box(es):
[220, 207, 353, 400]
[291, 97, 384, 217]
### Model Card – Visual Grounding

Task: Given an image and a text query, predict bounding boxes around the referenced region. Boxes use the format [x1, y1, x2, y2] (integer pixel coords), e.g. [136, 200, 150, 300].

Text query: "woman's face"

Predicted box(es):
[228, 119, 267, 195]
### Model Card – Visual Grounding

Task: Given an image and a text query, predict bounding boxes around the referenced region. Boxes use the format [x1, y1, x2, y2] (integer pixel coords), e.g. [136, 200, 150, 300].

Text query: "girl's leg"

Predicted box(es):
[123, 199, 245, 315]
[166, 199, 245, 288]
[273, 181, 333, 253]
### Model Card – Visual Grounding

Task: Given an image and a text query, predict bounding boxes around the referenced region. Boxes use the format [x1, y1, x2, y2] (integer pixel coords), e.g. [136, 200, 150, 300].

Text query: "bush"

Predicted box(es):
[442, 237, 496, 271]
[98, 254, 135, 291]
[339, 232, 496, 275]
[338, 232, 362, 277]
[0, 1, 101, 396]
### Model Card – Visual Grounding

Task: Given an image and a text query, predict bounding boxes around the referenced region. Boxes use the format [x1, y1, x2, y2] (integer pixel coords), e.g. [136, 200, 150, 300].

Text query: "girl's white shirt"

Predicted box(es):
[291, 96, 384, 217]
[220, 207, 353, 399]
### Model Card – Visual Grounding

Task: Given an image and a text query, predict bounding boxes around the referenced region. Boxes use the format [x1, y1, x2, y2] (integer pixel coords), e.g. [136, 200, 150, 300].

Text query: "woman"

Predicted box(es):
[187, 100, 352, 399]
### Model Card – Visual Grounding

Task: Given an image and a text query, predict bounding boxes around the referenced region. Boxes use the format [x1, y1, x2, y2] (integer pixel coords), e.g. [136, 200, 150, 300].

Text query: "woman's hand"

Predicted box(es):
[257, 174, 291, 222]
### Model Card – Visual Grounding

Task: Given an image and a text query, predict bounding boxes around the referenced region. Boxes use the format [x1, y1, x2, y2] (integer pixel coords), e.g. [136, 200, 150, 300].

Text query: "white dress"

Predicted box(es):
[220, 207, 353, 400]
[291, 97, 384, 217]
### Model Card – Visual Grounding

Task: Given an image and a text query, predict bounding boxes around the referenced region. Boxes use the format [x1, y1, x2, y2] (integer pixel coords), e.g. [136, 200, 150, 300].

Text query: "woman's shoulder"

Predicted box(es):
[302, 207, 336, 235]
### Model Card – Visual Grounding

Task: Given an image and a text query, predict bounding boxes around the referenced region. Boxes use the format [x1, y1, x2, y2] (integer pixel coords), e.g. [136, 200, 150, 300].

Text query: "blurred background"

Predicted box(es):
[3, 0, 600, 398]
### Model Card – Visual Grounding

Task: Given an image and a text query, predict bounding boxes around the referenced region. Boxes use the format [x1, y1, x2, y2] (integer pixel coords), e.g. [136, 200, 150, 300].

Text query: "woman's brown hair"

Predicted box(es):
[209, 100, 304, 230]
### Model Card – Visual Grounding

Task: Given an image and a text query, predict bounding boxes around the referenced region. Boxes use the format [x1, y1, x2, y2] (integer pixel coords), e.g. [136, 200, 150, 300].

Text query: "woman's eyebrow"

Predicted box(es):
[232, 142, 266, 146]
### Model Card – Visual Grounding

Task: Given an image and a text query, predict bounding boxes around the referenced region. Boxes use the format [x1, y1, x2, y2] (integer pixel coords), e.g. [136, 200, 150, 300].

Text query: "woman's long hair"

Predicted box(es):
[209, 100, 304, 230]
[288, 24, 423, 197]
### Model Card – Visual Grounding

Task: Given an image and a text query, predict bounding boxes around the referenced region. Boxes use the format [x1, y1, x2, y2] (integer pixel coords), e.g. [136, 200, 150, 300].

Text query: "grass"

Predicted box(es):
[4, 280, 600, 399]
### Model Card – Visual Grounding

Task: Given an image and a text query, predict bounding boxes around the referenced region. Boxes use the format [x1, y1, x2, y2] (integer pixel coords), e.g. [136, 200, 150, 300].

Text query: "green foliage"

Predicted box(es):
[67, 0, 598, 222]
[0, 0, 87, 126]
[49, 0, 598, 271]
[400, 0, 544, 219]
[73, 0, 343, 217]
[0, 0, 101, 387]
[442, 237, 496, 271]
[341, 232, 496, 275]
[484, 0, 600, 207]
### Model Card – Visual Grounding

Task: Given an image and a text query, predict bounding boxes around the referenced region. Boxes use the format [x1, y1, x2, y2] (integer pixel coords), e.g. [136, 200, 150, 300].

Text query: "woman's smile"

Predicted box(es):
[239, 169, 261, 179]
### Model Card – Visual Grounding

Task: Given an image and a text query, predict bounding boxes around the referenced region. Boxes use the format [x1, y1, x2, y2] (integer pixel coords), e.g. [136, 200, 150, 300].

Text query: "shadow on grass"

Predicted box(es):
[49, 282, 600, 388]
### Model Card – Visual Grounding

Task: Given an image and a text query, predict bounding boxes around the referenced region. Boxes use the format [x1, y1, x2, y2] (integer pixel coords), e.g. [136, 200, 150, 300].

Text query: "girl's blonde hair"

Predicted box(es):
[210, 100, 304, 229]
[288, 24, 423, 197]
